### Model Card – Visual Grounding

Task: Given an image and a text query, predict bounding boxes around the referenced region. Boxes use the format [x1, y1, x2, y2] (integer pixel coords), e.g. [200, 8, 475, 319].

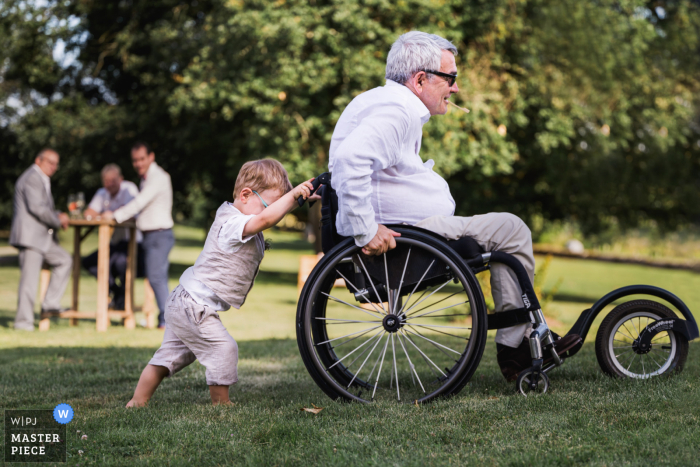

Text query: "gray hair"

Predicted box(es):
[385, 31, 458, 84]
[101, 163, 122, 178]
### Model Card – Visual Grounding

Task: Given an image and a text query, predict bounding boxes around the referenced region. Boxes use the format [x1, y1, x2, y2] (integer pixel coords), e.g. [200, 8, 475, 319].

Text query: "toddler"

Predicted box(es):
[126, 159, 317, 406]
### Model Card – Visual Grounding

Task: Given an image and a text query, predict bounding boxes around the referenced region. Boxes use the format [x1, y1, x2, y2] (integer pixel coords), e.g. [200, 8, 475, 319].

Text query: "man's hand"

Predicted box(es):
[83, 207, 99, 220]
[58, 212, 70, 230]
[361, 224, 401, 256]
[101, 211, 114, 220]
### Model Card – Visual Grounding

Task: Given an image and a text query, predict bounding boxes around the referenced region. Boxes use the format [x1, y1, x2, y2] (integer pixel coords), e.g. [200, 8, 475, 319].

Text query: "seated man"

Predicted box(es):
[329, 31, 580, 381]
[82, 164, 143, 309]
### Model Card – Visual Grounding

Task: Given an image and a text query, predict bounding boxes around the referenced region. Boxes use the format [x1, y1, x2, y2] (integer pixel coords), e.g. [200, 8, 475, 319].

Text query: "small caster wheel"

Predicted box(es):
[516, 368, 549, 396]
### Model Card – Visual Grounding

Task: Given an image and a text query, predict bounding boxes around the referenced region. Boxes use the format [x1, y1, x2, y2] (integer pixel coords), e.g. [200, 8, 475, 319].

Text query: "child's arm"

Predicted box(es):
[242, 180, 317, 237]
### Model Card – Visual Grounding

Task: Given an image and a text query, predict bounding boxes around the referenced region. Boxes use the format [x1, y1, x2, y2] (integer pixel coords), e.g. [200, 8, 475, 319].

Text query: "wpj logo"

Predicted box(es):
[4, 406, 70, 463]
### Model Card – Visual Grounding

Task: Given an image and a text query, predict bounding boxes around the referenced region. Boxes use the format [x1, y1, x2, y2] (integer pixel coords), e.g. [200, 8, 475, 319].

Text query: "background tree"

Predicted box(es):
[1, 0, 699, 240]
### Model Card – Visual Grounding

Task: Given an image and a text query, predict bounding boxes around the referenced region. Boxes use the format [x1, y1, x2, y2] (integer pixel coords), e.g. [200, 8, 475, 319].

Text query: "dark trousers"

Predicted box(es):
[82, 241, 145, 309]
[142, 229, 175, 327]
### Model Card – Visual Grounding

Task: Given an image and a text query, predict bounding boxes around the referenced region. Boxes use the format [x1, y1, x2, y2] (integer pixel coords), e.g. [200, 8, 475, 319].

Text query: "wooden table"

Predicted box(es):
[39, 218, 155, 332]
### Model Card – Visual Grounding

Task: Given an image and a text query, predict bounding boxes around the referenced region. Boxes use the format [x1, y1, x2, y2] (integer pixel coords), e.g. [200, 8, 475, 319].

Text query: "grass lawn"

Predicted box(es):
[1, 225, 699, 466]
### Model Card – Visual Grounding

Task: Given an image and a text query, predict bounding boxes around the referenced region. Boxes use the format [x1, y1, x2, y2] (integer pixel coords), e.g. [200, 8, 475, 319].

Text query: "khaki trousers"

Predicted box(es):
[149, 285, 238, 386]
[415, 213, 534, 348]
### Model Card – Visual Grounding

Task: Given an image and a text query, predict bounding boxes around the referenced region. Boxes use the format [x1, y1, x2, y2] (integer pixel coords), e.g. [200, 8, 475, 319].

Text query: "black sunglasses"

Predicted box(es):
[422, 69, 457, 87]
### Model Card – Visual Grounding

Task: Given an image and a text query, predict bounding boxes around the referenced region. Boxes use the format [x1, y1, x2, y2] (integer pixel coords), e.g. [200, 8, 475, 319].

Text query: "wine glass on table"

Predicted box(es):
[67, 194, 77, 219]
[76, 192, 85, 217]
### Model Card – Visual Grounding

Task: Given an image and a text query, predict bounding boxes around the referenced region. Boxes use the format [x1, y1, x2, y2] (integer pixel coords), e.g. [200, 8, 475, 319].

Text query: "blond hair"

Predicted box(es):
[233, 159, 293, 199]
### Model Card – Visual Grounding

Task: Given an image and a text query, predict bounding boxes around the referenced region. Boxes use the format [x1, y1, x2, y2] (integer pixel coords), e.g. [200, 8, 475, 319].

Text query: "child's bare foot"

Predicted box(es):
[126, 399, 147, 408]
[212, 399, 233, 406]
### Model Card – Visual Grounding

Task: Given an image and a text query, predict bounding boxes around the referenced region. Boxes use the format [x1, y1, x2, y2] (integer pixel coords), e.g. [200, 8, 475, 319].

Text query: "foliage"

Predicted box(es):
[1, 0, 699, 235]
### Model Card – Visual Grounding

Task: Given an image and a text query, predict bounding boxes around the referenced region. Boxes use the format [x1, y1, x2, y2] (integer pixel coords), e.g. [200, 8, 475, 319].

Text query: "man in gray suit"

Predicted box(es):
[10, 149, 72, 331]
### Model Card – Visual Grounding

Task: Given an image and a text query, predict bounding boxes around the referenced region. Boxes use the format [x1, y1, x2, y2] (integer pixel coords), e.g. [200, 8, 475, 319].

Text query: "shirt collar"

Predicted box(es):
[385, 79, 431, 125]
[143, 161, 158, 180]
[33, 164, 50, 183]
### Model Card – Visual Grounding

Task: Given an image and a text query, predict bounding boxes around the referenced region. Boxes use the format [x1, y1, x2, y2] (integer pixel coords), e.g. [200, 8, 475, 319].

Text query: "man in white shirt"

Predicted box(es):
[82, 164, 143, 310]
[329, 31, 580, 381]
[103, 142, 174, 328]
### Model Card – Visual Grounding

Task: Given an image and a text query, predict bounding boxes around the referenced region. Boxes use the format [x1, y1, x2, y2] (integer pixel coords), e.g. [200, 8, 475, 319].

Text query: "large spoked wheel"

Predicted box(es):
[595, 300, 689, 379]
[296, 228, 488, 403]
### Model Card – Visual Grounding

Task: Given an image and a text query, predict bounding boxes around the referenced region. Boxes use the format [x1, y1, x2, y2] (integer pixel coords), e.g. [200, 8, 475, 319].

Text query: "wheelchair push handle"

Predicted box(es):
[297, 172, 331, 207]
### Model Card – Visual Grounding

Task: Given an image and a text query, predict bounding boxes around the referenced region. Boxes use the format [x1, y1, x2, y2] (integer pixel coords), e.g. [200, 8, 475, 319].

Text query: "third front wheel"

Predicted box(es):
[595, 300, 688, 379]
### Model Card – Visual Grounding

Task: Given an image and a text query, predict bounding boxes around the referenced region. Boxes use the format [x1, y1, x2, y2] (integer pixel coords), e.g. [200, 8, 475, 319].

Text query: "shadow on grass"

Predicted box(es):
[175, 237, 205, 248]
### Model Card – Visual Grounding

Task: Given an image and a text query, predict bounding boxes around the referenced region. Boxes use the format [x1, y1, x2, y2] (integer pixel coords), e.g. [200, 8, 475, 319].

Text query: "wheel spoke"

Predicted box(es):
[404, 290, 466, 317]
[357, 255, 388, 314]
[397, 260, 436, 316]
[371, 333, 392, 399]
[397, 332, 425, 393]
[407, 301, 470, 320]
[321, 292, 384, 319]
[330, 326, 384, 350]
[316, 317, 382, 324]
[402, 279, 453, 315]
[400, 329, 447, 377]
[630, 317, 640, 337]
[406, 323, 471, 331]
[626, 353, 637, 372]
[646, 351, 663, 370]
[622, 323, 637, 339]
[405, 327, 462, 356]
[408, 324, 467, 340]
[333, 269, 385, 316]
[392, 248, 411, 315]
[327, 329, 385, 370]
[409, 313, 470, 319]
[391, 333, 400, 401]
[315, 325, 382, 346]
[403, 288, 429, 316]
[383, 253, 392, 313]
[344, 331, 385, 378]
[346, 331, 387, 388]
[616, 329, 635, 341]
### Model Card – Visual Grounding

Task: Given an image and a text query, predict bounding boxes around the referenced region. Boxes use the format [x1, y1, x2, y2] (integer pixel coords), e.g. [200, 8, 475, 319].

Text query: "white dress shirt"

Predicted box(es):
[329, 80, 456, 246]
[113, 162, 174, 231]
[87, 180, 142, 243]
[179, 203, 257, 311]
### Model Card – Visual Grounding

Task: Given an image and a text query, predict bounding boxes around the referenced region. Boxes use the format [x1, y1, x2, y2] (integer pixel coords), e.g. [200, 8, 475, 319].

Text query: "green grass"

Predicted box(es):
[1, 226, 699, 466]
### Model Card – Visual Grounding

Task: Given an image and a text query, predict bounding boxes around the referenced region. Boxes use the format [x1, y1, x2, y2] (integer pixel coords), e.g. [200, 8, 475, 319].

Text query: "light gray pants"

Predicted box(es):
[415, 213, 535, 348]
[15, 243, 72, 330]
[149, 285, 239, 386]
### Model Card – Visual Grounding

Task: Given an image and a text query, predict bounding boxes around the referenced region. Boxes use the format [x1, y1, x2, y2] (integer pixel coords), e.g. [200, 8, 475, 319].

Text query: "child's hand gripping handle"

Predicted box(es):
[297, 172, 331, 207]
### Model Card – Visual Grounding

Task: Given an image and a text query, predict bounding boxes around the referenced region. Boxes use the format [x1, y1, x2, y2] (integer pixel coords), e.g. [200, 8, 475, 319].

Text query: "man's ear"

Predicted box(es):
[408, 71, 427, 94]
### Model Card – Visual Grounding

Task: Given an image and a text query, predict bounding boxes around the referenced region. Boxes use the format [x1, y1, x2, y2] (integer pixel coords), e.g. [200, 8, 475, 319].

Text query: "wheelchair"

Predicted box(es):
[296, 173, 699, 402]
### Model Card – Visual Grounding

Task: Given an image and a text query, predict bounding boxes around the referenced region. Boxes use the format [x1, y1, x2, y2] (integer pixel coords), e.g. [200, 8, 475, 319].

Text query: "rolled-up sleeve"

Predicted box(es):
[113, 177, 161, 223]
[332, 102, 409, 246]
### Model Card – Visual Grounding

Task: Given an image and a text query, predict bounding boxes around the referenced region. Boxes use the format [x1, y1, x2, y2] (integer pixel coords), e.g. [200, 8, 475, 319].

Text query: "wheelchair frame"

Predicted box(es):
[296, 173, 699, 399]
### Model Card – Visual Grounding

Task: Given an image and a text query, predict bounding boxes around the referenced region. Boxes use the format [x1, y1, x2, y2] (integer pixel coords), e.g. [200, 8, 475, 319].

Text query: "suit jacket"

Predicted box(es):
[10, 165, 62, 253]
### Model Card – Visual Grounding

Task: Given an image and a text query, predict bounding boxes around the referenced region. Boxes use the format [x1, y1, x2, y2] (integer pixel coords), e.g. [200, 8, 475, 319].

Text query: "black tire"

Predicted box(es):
[296, 227, 488, 403]
[595, 300, 689, 378]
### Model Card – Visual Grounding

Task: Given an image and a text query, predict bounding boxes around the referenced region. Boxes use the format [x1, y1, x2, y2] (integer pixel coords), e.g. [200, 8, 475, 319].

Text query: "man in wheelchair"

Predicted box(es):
[328, 31, 581, 382]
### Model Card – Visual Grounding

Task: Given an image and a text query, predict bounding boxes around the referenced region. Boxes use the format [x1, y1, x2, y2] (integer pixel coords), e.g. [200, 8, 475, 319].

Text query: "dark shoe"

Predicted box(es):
[497, 332, 583, 382]
[497, 339, 531, 382]
[41, 307, 69, 315]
